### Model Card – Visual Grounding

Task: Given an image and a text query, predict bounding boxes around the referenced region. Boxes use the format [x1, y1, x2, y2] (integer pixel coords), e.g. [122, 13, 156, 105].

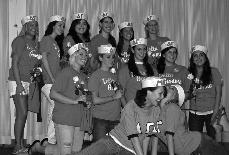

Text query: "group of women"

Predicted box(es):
[8, 11, 227, 155]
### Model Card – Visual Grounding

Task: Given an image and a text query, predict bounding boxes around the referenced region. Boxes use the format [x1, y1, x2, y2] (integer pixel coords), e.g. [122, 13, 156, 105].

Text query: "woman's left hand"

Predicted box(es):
[86, 101, 92, 109]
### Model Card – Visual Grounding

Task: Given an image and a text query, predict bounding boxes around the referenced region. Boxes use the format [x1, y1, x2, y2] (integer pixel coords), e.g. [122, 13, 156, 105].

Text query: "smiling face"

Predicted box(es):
[75, 19, 88, 35]
[99, 17, 115, 33]
[133, 44, 147, 62]
[145, 20, 159, 35]
[145, 86, 165, 108]
[163, 47, 178, 64]
[25, 21, 38, 36]
[99, 53, 115, 68]
[74, 48, 88, 67]
[192, 51, 207, 66]
[122, 27, 134, 41]
[53, 21, 65, 36]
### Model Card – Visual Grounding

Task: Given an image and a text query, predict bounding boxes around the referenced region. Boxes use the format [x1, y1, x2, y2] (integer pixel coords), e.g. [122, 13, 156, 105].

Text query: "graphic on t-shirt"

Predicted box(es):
[159, 73, 182, 85]
[130, 72, 146, 82]
[136, 120, 163, 134]
[102, 78, 119, 91]
[147, 46, 161, 58]
[120, 51, 130, 63]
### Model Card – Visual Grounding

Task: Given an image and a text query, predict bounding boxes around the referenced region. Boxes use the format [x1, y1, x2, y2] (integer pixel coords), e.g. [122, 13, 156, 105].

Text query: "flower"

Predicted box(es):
[73, 76, 79, 83]
[194, 78, 200, 84]
[37, 55, 42, 60]
[110, 68, 116, 74]
[187, 73, 194, 80]
[67, 42, 71, 48]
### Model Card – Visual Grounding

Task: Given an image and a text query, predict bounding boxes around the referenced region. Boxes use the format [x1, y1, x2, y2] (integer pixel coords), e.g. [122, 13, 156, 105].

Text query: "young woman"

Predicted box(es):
[62, 13, 91, 72]
[116, 21, 134, 69]
[88, 44, 122, 142]
[157, 41, 190, 97]
[70, 76, 165, 155]
[28, 43, 91, 155]
[188, 45, 223, 139]
[118, 38, 157, 106]
[40, 15, 65, 145]
[89, 11, 116, 72]
[152, 85, 228, 155]
[8, 15, 40, 154]
[144, 15, 170, 67]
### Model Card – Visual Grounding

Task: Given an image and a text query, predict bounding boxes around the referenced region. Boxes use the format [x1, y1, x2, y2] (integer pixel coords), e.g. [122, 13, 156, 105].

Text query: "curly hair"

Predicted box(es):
[128, 46, 155, 77]
[157, 47, 177, 74]
[44, 21, 65, 59]
[99, 17, 116, 47]
[116, 28, 134, 57]
[67, 19, 90, 43]
[188, 53, 212, 86]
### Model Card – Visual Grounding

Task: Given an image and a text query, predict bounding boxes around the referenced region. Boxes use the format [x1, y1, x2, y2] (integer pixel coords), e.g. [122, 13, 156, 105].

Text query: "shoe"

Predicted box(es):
[40, 138, 48, 146]
[28, 140, 40, 155]
[11, 145, 23, 154]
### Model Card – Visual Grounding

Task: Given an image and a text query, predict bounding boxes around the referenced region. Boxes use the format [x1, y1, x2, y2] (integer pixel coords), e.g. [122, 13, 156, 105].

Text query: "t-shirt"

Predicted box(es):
[159, 64, 190, 93]
[88, 69, 121, 121]
[52, 67, 88, 126]
[118, 65, 157, 102]
[40, 36, 61, 84]
[190, 67, 223, 112]
[153, 103, 201, 155]
[9, 36, 41, 82]
[110, 100, 161, 153]
[147, 37, 170, 66]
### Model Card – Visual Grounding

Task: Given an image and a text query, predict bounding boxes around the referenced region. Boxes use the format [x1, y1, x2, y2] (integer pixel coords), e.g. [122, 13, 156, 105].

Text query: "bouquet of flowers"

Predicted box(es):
[73, 76, 92, 107]
[30, 60, 43, 84]
[187, 74, 201, 99]
[111, 80, 122, 92]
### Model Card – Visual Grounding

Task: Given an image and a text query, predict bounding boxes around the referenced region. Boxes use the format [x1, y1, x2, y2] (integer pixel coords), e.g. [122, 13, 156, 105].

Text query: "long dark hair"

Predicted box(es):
[116, 28, 134, 57]
[134, 87, 157, 108]
[99, 17, 116, 47]
[157, 47, 177, 74]
[67, 19, 90, 43]
[128, 46, 154, 77]
[188, 53, 212, 86]
[44, 21, 65, 59]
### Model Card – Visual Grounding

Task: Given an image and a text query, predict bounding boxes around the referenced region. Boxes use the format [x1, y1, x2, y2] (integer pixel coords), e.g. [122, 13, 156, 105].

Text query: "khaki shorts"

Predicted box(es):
[8, 80, 30, 96]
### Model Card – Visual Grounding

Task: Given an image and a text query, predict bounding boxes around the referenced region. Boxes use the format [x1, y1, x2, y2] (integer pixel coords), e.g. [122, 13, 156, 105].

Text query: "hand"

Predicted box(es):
[113, 90, 123, 100]
[161, 86, 176, 104]
[76, 95, 86, 104]
[51, 78, 55, 83]
[16, 84, 25, 95]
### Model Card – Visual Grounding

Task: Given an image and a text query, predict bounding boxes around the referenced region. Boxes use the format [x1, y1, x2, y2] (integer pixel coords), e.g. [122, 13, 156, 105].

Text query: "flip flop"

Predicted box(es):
[28, 140, 40, 155]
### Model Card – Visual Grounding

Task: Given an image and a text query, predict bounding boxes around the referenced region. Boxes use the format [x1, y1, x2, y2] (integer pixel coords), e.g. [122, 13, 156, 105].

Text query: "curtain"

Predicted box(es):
[0, 0, 229, 144]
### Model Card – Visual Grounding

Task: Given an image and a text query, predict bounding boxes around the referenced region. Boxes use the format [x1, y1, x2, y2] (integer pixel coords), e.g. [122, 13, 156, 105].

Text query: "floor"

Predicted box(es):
[0, 142, 170, 155]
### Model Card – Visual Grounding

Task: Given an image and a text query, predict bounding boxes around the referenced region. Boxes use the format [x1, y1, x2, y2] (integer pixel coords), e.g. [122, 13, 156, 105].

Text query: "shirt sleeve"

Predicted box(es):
[88, 72, 99, 93]
[165, 104, 180, 134]
[11, 37, 25, 58]
[40, 37, 50, 54]
[212, 68, 223, 86]
[122, 104, 139, 137]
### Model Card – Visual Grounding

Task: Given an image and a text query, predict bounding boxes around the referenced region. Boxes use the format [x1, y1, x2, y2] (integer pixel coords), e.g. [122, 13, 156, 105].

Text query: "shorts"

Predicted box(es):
[8, 80, 30, 96]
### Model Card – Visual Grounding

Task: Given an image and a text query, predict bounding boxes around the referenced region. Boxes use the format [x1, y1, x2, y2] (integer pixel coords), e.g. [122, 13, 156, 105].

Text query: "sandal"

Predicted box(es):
[28, 140, 40, 155]
[12, 145, 23, 154]
[211, 107, 226, 125]
[40, 138, 48, 146]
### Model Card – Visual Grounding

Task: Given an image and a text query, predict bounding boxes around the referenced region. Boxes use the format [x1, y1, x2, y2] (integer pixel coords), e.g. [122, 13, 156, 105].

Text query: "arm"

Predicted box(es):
[42, 52, 55, 83]
[143, 137, 150, 155]
[92, 89, 122, 105]
[211, 84, 222, 122]
[131, 137, 144, 155]
[166, 134, 175, 155]
[12, 54, 24, 94]
[151, 136, 158, 155]
[50, 89, 85, 105]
